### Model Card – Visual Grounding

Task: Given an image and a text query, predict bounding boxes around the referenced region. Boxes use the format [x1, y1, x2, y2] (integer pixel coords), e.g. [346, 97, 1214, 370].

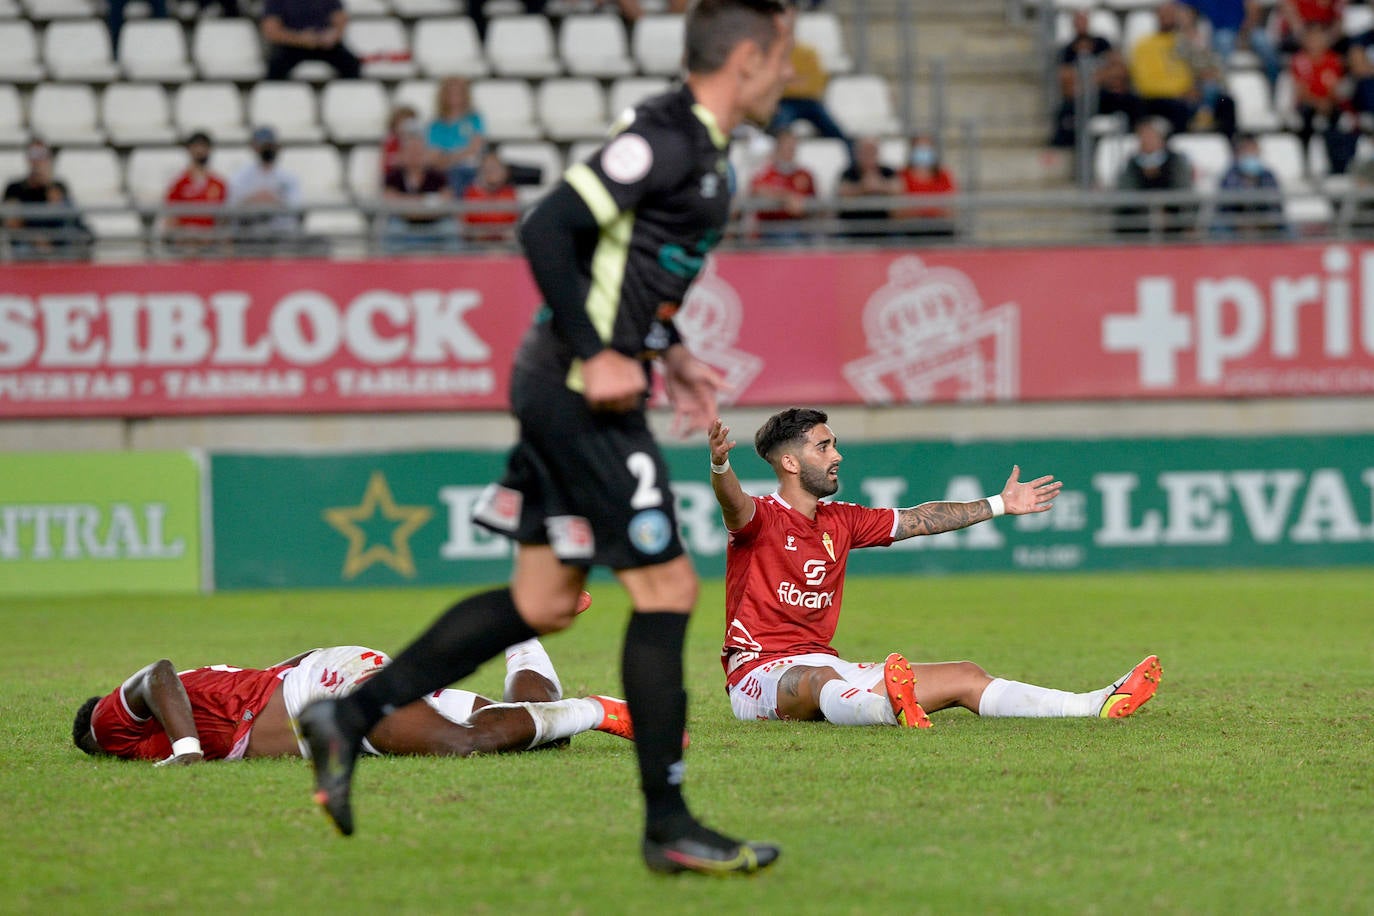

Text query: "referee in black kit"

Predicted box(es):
[298, 0, 797, 876]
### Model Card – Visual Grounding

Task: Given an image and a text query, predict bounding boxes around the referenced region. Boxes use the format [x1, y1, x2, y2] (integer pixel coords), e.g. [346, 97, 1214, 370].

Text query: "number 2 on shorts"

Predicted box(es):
[626, 451, 663, 509]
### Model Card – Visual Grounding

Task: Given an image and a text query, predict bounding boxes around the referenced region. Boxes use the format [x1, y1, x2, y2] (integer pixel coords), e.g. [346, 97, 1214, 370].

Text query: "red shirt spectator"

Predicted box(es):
[1291, 32, 1345, 102]
[165, 131, 228, 229]
[897, 139, 957, 220]
[748, 128, 816, 223]
[462, 150, 518, 241]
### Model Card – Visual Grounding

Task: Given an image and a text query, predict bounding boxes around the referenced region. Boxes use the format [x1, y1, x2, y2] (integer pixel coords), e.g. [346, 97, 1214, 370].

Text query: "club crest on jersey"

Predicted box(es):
[602, 133, 653, 184]
[821, 532, 835, 561]
[628, 508, 673, 556]
[784, 534, 797, 551]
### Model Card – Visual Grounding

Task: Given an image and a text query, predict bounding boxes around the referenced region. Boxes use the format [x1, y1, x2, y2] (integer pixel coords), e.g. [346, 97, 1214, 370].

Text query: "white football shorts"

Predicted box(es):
[728, 654, 883, 721]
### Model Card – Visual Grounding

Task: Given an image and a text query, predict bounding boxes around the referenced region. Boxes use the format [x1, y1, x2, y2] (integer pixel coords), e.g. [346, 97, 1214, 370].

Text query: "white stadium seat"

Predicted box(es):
[470, 79, 540, 141]
[391, 79, 438, 122]
[795, 137, 850, 199]
[192, 19, 266, 81]
[21, 0, 95, 19]
[559, 14, 635, 78]
[413, 18, 488, 78]
[632, 15, 684, 76]
[495, 140, 563, 202]
[0, 84, 27, 146]
[487, 15, 561, 78]
[342, 0, 393, 14]
[608, 76, 670, 121]
[1170, 132, 1231, 190]
[1257, 132, 1304, 186]
[796, 11, 853, 74]
[0, 20, 45, 82]
[537, 78, 607, 142]
[277, 145, 349, 206]
[248, 82, 325, 143]
[346, 144, 382, 201]
[102, 83, 177, 146]
[174, 82, 249, 145]
[43, 20, 119, 81]
[125, 145, 187, 208]
[117, 19, 194, 82]
[54, 146, 142, 238]
[391, 0, 462, 15]
[1122, 9, 1157, 61]
[1094, 132, 1137, 188]
[29, 83, 106, 146]
[346, 17, 417, 80]
[321, 80, 390, 144]
[1055, 9, 1123, 47]
[824, 74, 901, 137]
[1230, 70, 1281, 133]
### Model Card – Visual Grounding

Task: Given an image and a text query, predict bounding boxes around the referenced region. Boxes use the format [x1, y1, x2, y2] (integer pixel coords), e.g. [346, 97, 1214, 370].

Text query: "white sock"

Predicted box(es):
[818, 679, 898, 726]
[977, 678, 1109, 718]
[503, 638, 562, 701]
[499, 697, 601, 749]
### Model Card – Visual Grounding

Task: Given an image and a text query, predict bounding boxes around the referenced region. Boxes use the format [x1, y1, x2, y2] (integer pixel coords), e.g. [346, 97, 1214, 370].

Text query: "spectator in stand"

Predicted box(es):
[2, 140, 91, 261]
[164, 130, 229, 254]
[382, 123, 461, 255]
[1291, 23, 1359, 173]
[467, 0, 546, 42]
[1348, 27, 1374, 132]
[1183, 0, 1282, 85]
[462, 149, 520, 244]
[1130, 2, 1205, 135]
[428, 77, 487, 197]
[895, 133, 958, 238]
[1176, 4, 1238, 136]
[745, 127, 817, 244]
[1114, 116, 1196, 235]
[1213, 132, 1288, 237]
[1277, 0, 1346, 53]
[107, 0, 241, 47]
[261, 0, 361, 81]
[381, 105, 420, 178]
[836, 135, 900, 239]
[770, 41, 852, 153]
[228, 126, 304, 253]
[1050, 10, 1142, 148]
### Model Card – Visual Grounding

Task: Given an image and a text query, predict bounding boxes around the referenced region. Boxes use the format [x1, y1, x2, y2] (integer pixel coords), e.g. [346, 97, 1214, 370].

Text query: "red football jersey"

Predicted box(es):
[89, 664, 291, 761]
[748, 163, 816, 221]
[165, 170, 227, 228]
[722, 494, 897, 688]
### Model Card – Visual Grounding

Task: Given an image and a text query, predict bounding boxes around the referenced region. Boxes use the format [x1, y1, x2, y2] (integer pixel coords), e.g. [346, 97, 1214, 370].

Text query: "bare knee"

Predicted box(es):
[618, 555, 699, 612]
[777, 665, 839, 721]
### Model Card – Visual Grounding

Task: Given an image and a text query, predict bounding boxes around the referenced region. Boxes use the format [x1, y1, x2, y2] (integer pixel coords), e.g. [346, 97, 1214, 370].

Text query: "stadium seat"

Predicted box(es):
[126, 144, 188, 210]
[192, 19, 266, 81]
[391, 0, 462, 15]
[21, 0, 96, 19]
[1344, 4, 1374, 37]
[1093, 132, 1137, 188]
[1171, 132, 1231, 190]
[608, 76, 670, 121]
[487, 16, 561, 78]
[878, 136, 910, 171]
[1230, 70, 1281, 133]
[495, 139, 563, 202]
[0, 20, 44, 82]
[824, 75, 901, 137]
[248, 82, 325, 143]
[391, 79, 438, 121]
[632, 15, 684, 76]
[102, 83, 178, 146]
[53, 146, 142, 239]
[1055, 8, 1123, 46]
[537, 78, 608, 142]
[346, 17, 417, 80]
[470, 79, 540, 141]
[117, 19, 194, 82]
[0, 0, 19, 15]
[29, 83, 106, 146]
[342, 0, 393, 14]
[43, 20, 119, 82]
[559, 14, 635, 78]
[321, 80, 390, 144]
[1257, 132, 1304, 186]
[1121, 9, 1157, 61]
[796, 11, 853, 74]
[0, 84, 26, 147]
[0, 149, 25, 186]
[413, 18, 488, 78]
[210, 144, 256, 186]
[795, 137, 850, 199]
[729, 127, 774, 192]
[346, 144, 382, 201]
[278, 145, 349, 205]
[173, 82, 249, 145]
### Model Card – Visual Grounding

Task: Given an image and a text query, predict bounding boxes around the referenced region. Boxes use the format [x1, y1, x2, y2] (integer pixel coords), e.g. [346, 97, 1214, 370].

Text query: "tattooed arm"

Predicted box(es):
[893, 465, 1062, 542]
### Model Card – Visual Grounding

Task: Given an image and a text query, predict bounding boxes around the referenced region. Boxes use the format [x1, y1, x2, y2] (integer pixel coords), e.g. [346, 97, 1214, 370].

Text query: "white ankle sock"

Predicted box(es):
[818, 679, 898, 726]
[480, 697, 602, 749]
[977, 678, 1108, 718]
[503, 638, 562, 700]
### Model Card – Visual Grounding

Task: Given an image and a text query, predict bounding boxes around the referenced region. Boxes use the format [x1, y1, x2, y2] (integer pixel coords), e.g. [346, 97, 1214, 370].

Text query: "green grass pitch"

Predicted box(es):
[3, 569, 1372, 914]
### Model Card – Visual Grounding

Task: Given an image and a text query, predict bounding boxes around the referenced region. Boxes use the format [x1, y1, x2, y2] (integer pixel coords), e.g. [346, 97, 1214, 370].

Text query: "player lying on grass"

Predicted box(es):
[72, 634, 634, 765]
[708, 408, 1161, 729]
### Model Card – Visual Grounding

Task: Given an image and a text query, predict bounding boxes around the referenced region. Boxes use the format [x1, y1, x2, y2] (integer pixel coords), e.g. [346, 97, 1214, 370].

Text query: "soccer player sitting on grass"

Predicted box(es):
[708, 408, 1161, 728]
[72, 632, 634, 765]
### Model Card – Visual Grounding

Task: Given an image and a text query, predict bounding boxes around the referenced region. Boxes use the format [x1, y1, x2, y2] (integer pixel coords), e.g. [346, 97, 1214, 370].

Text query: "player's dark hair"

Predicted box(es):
[755, 407, 828, 465]
[72, 696, 102, 756]
[684, 0, 790, 75]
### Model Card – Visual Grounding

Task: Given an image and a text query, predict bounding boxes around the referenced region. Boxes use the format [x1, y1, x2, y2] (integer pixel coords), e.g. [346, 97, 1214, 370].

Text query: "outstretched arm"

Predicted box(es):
[120, 660, 204, 765]
[708, 417, 756, 532]
[894, 465, 1061, 541]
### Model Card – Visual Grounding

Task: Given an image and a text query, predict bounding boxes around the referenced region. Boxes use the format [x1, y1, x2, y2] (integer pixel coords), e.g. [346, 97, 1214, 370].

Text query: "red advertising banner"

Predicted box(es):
[3, 243, 1374, 417]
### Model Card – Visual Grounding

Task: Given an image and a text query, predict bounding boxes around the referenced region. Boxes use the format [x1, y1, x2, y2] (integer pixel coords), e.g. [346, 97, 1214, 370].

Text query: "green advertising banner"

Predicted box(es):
[0, 451, 202, 595]
[209, 433, 1374, 591]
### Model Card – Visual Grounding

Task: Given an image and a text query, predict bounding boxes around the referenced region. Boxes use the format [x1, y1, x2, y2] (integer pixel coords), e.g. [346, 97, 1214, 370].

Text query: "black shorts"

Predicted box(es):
[472, 369, 684, 570]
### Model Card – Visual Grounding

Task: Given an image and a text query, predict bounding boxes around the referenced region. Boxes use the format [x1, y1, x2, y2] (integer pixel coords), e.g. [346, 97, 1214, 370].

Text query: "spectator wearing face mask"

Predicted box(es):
[164, 130, 228, 252]
[1214, 133, 1287, 238]
[896, 133, 958, 237]
[1113, 116, 1196, 235]
[228, 126, 303, 252]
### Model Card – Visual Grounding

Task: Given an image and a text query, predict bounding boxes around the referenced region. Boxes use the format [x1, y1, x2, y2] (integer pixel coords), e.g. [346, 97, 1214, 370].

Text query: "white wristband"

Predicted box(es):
[710, 458, 730, 475]
[987, 494, 1005, 517]
[170, 736, 202, 757]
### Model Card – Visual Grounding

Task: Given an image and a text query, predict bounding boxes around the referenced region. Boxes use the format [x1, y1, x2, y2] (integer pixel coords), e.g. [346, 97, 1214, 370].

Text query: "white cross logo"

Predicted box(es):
[1102, 277, 1193, 387]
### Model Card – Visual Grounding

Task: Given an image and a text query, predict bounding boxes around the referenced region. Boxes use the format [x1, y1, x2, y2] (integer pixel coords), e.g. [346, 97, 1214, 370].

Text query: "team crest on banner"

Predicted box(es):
[676, 259, 763, 405]
[843, 256, 1019, 404]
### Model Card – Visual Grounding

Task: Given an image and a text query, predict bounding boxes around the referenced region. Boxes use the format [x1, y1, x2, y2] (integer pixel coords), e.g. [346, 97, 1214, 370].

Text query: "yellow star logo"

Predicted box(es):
[322, 471, 432, 580]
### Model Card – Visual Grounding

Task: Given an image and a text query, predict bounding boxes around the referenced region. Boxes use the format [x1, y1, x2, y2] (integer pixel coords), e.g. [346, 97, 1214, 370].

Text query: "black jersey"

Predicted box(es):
[514, 85, 733, 389]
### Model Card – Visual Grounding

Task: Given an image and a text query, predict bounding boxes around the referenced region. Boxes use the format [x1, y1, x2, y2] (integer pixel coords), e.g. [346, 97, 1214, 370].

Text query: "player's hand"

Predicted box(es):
[581, 349, 647, 413]
[1000, 465, 1062, 515]
[663, 345, 728, 438]
[154, 750, 204, 767]
[708, 417, 736, 466]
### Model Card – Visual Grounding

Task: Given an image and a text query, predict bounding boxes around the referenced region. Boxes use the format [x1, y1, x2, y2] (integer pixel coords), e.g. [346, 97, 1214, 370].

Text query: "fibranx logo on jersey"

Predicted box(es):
[775, 580, 834, 610]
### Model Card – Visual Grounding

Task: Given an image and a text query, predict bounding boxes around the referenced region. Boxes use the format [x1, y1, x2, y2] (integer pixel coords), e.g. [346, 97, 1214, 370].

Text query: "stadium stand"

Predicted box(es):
[796, 10, 853, 74]
[558, 14, 635, 78]
[30, 83, 105, 146]
[537, 78, 609, 142]
[117, 18, 194, 82]
[191, 18, 265, 81]
[486, 15, 561, 78]
[0, 20, 46, 82]
[0, 85, 27, 147]
[102, 83, 178, 146]
[173, 82, 250, 144]
[413, 17, 489, 78]
[321, 80, 391, 144]
[247, 82, 325, 143]
[470, 79, 541, 141]
[824, 73, 901, 137]
[43, 19, 119, 82]
[631, 14, 684, 77]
